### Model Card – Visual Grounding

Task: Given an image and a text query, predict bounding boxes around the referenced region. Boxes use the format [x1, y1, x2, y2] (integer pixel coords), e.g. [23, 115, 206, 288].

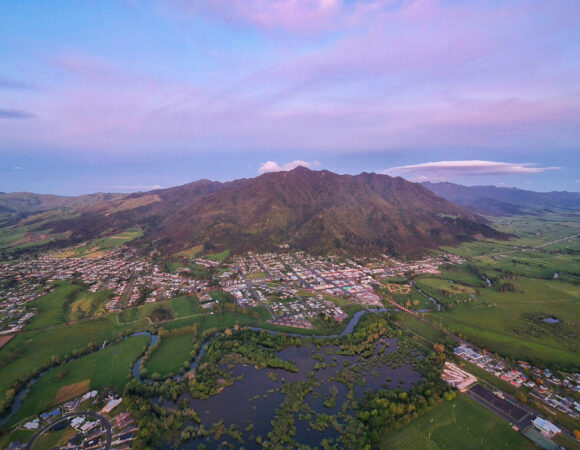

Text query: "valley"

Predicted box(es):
[0, 176, 579, 449]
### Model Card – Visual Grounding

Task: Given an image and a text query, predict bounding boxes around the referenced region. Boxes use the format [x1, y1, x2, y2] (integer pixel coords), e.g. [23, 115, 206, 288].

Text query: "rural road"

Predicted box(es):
[475, 232, 580, 259]
[25, 411, 112, 450]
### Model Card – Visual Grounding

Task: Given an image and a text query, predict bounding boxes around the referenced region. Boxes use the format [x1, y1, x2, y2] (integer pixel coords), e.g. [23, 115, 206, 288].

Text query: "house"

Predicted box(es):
[40, 408, 61, 421]
[101, 397, 122, 413]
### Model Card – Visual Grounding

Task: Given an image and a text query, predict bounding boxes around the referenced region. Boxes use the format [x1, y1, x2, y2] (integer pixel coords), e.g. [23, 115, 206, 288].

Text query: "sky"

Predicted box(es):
[1, 0, 579, 195]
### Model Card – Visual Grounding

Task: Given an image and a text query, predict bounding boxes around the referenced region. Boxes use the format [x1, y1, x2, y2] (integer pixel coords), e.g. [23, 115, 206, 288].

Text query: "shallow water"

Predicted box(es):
[175, 338, 422, 448]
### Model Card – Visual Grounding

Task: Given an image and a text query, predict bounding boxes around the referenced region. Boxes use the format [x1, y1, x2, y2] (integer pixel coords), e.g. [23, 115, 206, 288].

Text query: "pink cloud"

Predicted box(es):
[165, 0, 345, 34]
[3, 1, 579, 155]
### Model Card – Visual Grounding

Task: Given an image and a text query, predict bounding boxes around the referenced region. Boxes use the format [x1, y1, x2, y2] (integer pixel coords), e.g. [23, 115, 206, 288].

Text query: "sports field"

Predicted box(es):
[381, 394, 535, 450]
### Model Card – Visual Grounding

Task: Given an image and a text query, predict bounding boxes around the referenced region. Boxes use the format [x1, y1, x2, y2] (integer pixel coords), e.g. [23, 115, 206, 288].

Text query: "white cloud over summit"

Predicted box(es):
[258, 160, 319, 174]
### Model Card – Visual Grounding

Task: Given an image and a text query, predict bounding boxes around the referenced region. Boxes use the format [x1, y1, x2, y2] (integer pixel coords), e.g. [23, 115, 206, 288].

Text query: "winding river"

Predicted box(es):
[0, 307, 396, 426]
[0, 331, 156, 426]
[410, 279, 442, 311]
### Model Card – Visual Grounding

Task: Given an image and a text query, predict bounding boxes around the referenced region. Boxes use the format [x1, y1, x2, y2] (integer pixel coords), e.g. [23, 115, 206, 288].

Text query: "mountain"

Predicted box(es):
[0, 192, 128, 215]
[22, 167, 499, 257]
[423, 182, 580, 216]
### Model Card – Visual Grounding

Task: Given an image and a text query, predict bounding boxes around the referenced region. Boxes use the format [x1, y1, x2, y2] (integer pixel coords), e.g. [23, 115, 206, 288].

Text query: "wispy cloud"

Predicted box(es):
[258, 160, 319, 174]
[382, 160, 560, 181]
[2, 1, 580, 157]
[0, 78, 34, 90]
[165, 0, 353, 34]
[0, 109, 35, 119]
[12, 166, 23, 171]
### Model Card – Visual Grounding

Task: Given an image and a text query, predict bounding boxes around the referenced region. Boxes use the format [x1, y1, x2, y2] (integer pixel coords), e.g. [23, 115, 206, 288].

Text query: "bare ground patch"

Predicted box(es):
[55, 379, 90, 404]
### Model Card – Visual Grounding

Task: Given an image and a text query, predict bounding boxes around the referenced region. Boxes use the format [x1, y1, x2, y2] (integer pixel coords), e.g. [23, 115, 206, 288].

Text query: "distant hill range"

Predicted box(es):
[423, 182, 580, 216]
[1, 168, 502, 257]
[0, 192, 126, 215]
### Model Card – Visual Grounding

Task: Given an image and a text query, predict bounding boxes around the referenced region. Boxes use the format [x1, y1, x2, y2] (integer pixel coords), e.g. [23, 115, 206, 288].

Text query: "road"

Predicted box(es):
[474, 232, 580, 260]
[25, 411, 112, 450]
[235, 265, 275, 319]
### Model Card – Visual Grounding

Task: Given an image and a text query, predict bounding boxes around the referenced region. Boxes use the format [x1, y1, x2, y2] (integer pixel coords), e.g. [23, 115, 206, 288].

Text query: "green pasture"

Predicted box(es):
[8, 334, 149, 425]
[145, 333, 196, 376]
[116, 295, 201, 324]
[67, 290, 114, 321]
[427, 277, 580, 369]
[414, 277, 476, 308]
[205, 249, 230, 262]
[161, 305, 271, 332]
[397, 316, 448, 344]
[26, 282, 82, 330]
[61, 227, 143, 257]
[383, 285, 436, 311]
[173, 245, 203, 258]
[380, 394, 535, 450]
[0, 316, 141, 414]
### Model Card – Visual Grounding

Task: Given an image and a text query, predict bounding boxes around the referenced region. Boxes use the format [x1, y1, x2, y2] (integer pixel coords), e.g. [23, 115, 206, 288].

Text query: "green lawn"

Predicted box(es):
[161, 305, 271, 332]
[7, 334, 149, 425]
[381, 394, 535, 450]
[169, 295, 202, 316]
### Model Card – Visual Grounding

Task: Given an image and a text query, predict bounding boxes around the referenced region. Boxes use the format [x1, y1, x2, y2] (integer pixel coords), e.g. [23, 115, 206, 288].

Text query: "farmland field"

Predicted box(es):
[418, 213, 580, 369]
[0, 315, 141, 412]
[423, 276, 580, 368]
[6, 333, 149, 425]
[380, 394, 535, 450]
[55, 227, 143, 258]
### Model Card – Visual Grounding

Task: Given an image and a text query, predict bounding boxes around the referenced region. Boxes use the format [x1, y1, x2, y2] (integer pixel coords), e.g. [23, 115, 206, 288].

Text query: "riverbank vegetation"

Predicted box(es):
[123, 313, 456, 449]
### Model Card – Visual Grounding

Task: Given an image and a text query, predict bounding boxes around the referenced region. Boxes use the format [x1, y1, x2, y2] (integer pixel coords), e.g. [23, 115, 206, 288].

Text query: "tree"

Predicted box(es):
[515, 391, 528, 403]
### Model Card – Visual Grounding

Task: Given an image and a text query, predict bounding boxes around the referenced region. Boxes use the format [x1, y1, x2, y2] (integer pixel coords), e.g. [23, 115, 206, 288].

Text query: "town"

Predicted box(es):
[0, 245, 462, 334]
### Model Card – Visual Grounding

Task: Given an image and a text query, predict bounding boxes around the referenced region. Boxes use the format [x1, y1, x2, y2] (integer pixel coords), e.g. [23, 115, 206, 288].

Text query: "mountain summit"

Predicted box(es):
[6, 168, 501, 257]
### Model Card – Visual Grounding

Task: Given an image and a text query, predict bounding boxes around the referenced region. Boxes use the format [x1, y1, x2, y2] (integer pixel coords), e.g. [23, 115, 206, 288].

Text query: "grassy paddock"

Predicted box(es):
[7, 334, 149, 426]
[0, 316, 142, 411]
[26, 282, 81, 330]
[425, 276, 580, 369]
[145, 333, 196, 376]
